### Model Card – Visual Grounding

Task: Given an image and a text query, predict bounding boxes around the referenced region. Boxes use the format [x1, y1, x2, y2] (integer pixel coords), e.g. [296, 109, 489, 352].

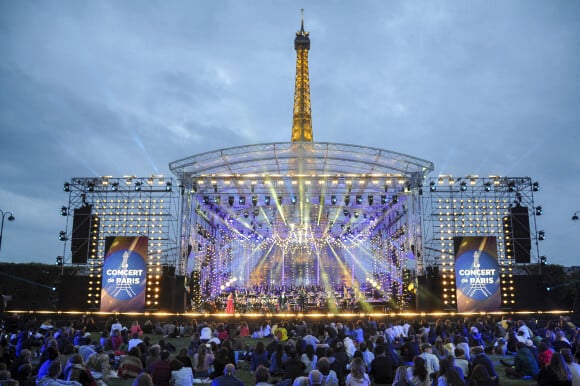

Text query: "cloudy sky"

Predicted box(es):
[1, 1, 579, 267]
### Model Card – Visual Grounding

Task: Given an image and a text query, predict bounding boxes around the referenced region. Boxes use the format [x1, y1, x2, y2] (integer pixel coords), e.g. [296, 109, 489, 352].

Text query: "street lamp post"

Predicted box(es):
[0, 209, 16, 256]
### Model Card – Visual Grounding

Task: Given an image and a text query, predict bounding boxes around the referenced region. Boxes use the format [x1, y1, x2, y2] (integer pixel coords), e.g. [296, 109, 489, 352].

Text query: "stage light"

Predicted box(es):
[252, 196, 258, 206]
[63, 182, 70, 192]
[213, 196, 221, 205]
[381, 195, 387, 204]
[392, 195, 398, 204]
[538, 230, 545, 240]
[535, 206, 543, 216]
[344, 196, 350, 205]
[203, 196, 210, 204]
[58, 231, 67, 241]
[56, 256, 63, 266]
[460, 181, 467, 191]
[228, 196, 234, 206]
[331, 195, 337, 205]
[291, 196, 297, 204]
[572, 211, 579, 221]
[354, 211, 359, 218]
[134, 182, 141, 191]
[343, 209, 349, 216]
[367, 195, 373, 205]
[532, 181, 539, 192]
[429, 181, 436, 192]
[484, 182, 491, 192]
[356, 195, 362, 204]
[264, 196, 271, 206]
[277, 196, 283, 205]
[60, 206, 68, 216]
[540, 255, 547, 266]
[86, 182, 94, 192]
[165, 181, 172, 191]
[111, 182, 119, 191]
[508, 181, 515, 192]
[243, 211, 249, 218]
[239, 196, 246, 205]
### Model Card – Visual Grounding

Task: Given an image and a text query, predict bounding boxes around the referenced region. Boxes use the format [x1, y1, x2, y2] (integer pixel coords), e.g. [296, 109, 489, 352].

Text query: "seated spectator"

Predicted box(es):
[255, 365, 273, 386]
[536, 352, 572, 386]
[468, 364, 496, 386]
[85, 345, 110, 381]
[502, 342, 539, 380]
[118, 347, 144, 378]
[65, 354, 97, 386]
[316, 357, 338, 386]
[169, 359, 193, 386]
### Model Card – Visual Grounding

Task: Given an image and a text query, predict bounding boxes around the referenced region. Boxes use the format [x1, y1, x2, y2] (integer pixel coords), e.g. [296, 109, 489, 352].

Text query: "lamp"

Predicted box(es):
[356, 195, 362, 205]
[572, 211, 579, 221]
[264, 196, 270, 206]
[59, 231, 67, 241]
[63, 182, 70, 192]
[532, 181, 539, 192]
[535, 206, 543, 216]
[484, 182, 492, 192]
[134, 181, 141, 191]
[228, 196, 235, 206]
[392, 195, 398, 204]
[252, 196, 258, 206]
[60, 206, 68, 216]
[111, 182, 119, 191]
[429, 181, 436, 192]
[344, 196, 350, 205]
[239, 196, 245, 205]
[0, 209, 15, 256]
[165, 181, 172, 191]
[331, 195, 337, 205]
[367, 195, 373, 205]
[538, 230, 545, 240]
[56, 256, 63, 266]
[460, 181, 467, 191]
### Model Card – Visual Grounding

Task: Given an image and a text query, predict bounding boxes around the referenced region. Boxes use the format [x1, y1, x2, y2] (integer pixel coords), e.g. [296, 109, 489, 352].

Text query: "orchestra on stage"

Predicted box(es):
[196, 284, 390, 314]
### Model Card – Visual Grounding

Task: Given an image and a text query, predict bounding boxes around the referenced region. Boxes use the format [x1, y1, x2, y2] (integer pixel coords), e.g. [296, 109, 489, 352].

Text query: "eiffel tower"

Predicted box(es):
[465, 250, 491, 297]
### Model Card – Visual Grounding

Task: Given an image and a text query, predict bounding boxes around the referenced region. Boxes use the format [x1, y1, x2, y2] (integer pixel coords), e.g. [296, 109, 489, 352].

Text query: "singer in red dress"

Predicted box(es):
[225, 292, 235, 314]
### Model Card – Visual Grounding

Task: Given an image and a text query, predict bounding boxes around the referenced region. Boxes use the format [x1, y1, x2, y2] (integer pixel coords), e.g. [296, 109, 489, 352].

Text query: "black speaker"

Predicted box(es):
[158, 274, 187, 313]
[513, 275, 546, 310]
[71, 205, 93, 264]
[417, 275, 444, 312]
[59, 276, 89, 310]
[509, 206, 531, 263]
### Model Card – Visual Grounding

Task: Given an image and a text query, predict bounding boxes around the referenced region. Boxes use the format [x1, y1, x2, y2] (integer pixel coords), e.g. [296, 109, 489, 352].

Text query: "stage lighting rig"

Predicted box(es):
[532, 181, 539, 191]
[535, 206, 543, 216]
[538, 230, 545, 240]
[572, 211, 579, 221]
[63, 182, 70, 192]
[60, 206, 68, 216]
[58, 231, 67, 241]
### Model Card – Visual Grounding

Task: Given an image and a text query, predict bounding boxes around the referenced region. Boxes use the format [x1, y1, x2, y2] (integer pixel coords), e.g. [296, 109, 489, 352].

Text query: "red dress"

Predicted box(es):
[225, 294, 235, 314]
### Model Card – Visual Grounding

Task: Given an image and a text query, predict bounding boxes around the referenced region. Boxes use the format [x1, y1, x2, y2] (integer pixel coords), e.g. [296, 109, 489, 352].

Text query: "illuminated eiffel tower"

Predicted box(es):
[291, 9, 313, 142]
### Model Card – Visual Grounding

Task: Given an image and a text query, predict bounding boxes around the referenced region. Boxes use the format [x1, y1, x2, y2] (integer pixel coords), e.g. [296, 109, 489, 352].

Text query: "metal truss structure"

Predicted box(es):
[62, 176, 181, 309]
[421, 175, 541, 308]
[170, 142, 434, 309]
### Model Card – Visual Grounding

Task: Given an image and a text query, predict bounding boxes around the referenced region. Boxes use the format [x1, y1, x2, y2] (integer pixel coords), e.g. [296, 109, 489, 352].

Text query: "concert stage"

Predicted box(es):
[55, 16, 545, 316]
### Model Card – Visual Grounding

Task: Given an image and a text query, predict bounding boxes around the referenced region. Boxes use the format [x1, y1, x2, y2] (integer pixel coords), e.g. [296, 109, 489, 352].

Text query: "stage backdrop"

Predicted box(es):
[454, 236, 501, 312]
[100, 236, 147, 312]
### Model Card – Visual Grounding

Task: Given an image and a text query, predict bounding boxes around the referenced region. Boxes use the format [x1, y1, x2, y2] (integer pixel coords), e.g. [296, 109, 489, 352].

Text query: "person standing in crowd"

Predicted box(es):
[130, 321, 143, 337]
[211, 363, 244, 386]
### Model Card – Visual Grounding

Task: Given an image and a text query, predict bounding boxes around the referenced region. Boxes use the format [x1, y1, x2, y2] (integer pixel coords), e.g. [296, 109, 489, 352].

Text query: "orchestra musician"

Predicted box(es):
[278, 291, 288, 311]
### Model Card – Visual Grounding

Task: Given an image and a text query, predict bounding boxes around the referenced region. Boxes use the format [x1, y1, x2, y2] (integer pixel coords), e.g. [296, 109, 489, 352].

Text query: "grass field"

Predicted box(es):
[101, 334, 534, 386]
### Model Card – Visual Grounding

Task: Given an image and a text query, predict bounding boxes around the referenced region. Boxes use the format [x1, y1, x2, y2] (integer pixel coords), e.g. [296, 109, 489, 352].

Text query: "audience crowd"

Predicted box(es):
[0, 314, 579, 386]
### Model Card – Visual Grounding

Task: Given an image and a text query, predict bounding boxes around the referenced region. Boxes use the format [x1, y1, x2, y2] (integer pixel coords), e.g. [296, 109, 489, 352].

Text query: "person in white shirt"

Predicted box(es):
[110, 319, 123, 336]
[200, 325, 212, 343]
[419, 343, 440, 381]
[170, 358, 194, 386]
[127, 333, 143, 352]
